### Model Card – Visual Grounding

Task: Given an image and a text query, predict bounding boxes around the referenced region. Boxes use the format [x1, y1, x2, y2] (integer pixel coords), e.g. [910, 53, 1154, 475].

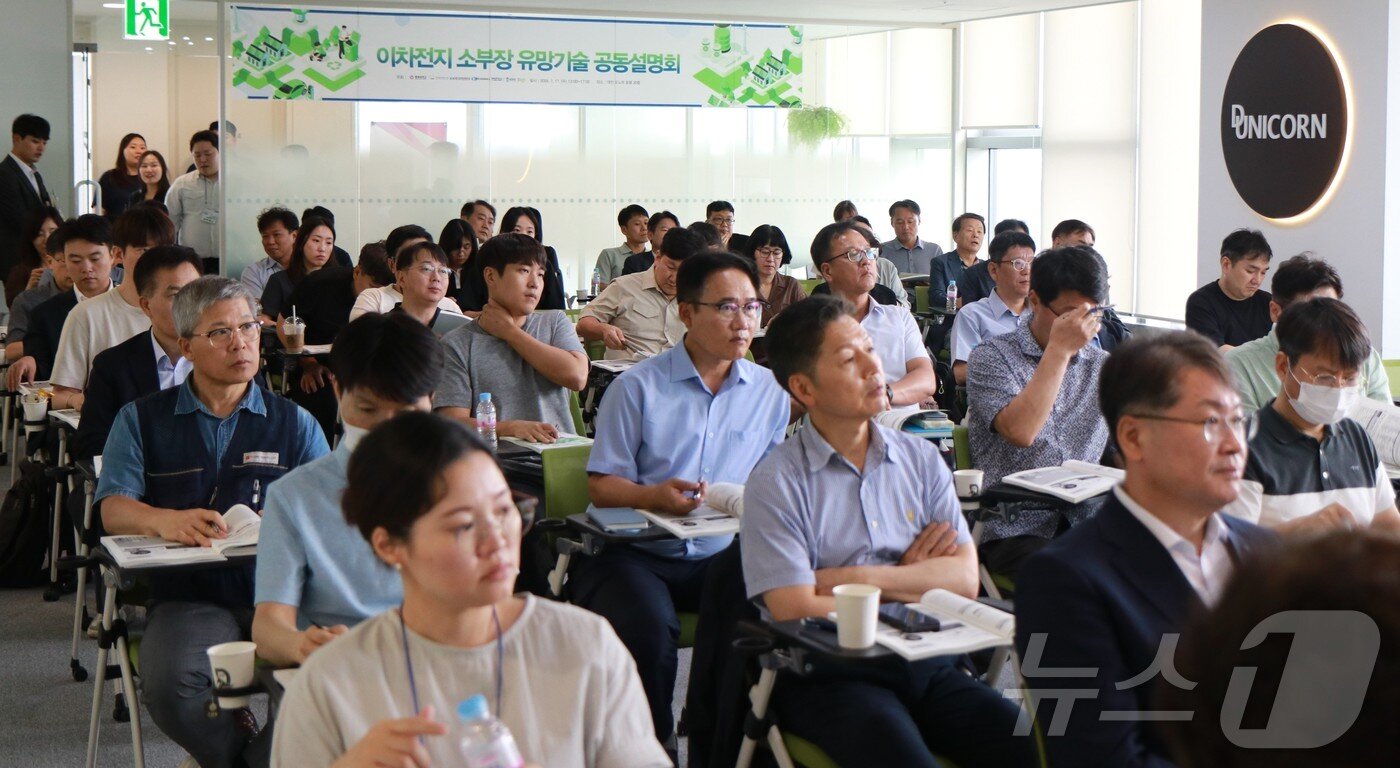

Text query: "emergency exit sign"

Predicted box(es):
[125, 0, 170, 41]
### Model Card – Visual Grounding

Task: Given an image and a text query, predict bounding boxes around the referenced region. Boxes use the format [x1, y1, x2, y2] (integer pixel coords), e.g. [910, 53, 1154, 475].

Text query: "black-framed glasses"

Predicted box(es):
[192, 320, 262, 349]
[754, 246, 785, 260]
[1130, 412, 1258, 444]
[689, 299, 768, 319]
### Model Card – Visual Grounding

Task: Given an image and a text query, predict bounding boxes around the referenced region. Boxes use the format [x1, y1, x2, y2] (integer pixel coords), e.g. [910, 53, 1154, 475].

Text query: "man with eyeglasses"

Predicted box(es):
[573, 251, 790, 756]
[1223, 297, 1400, 535]
[949, 230, 1036, 386]
[578, 227, 704, 360]
[965, 245, 1111, 578]
[811, 221, 936, 408]
[1016, 332, 1275, 768]
[706, 199, 748, 252]
[96, 276, 328, 768]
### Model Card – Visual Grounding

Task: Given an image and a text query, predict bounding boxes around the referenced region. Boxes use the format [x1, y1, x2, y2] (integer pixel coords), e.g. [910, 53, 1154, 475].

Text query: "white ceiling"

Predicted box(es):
[73, 0, 1128, 28]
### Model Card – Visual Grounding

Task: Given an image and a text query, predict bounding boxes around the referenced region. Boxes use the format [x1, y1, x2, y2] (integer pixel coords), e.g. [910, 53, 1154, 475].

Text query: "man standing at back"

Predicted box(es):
[0, 114, 55, 278]
[1185, 228, 1274, 349]
[165, 130, 221, 270]
[881, 199, 941, 275]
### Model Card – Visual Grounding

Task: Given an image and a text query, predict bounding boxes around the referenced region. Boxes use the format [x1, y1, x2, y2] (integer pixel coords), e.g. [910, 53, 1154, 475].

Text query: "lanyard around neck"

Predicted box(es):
[399, 604, 505, 718]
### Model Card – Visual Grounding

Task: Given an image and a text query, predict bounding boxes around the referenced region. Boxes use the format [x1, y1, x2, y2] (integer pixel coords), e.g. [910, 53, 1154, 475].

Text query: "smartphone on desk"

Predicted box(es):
[878, 603, 960, 633]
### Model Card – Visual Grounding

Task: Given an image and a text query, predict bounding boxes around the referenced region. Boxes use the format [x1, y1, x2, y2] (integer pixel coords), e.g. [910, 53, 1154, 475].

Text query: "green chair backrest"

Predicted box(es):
[569, 390, 586, 436]
[953, 425, 971, 471]
[1384, 359, 1400, 398]
[913, 285, 930, 314]
[541, 444, 592, 521]
[585, 339, 606, 361]
[799, 278, 824, 295]
[565, 307, 582, 322]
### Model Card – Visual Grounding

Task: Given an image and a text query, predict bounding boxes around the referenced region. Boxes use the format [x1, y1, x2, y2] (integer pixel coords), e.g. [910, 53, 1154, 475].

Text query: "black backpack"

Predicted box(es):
[0, 459, 55, 587]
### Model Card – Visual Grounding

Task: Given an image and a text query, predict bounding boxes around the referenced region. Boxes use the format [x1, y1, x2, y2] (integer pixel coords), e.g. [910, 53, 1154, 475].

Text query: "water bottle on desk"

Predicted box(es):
[590, 267, 603, 298]
[456, 695, 524, 768]
[476, 393, 498, 452]
[945, 280, 958, 312]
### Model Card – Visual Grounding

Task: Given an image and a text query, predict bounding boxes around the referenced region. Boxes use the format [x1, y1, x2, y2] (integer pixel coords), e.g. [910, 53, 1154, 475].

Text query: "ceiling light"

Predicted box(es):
[101, 2, 123, 8]
[144, 46, 152, 51]
[182, 36, 190, 40]
[204, 37, 213, 42]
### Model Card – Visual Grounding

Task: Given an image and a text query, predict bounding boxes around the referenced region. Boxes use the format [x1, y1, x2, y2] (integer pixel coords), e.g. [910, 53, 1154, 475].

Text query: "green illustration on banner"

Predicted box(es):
[231, 15, 367, 99]
[692, 24, 803, 107]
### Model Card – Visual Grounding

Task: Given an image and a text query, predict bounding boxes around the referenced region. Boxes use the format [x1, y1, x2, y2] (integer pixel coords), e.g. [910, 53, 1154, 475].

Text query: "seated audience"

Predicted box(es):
[1162, 531, 1400, 767]
[499, 206, 566, 310]
[573, 252, 790, 749]
[966, 245, 1110, 577]
[259, 215, 334, 323]
[1186, 228, 1274, 349]
[846, 216, 909, 306]
[238, 206, 297, 298]
[1226, 254, 1390, 411]
[351, 224, 461, 319]
[950, 230, 1036, 385]
[4, 228, 68, 365]
[1050, 218, 1095, 248]
[4, 204, 60, 306]
[928, 212, 986, 294]
[707, 200, 747, 252]
[687, 220, 725, 251]
[271, 412, 669, 767]
[578, 227, 704, 360]
[10, 214, 118, 388]
[388, 241, 470, 336]
[461, 198, 496, 243]
[832, 199, 858, 221]
[50, 205, 177, 410]
[957, 218, 1028, 307]
[621, 210, 679, 277]
[301, 205, 353, 268]
[744, 296, 1035, 767]
[254, 313, 444, 666]
[72, 245, 202, 462]
[810, 221, 936, 407]
[739, 224, 806, 327]
[95, 277, 328, 768]
[595, 203, 650, 284]
[437, 218, 485, 312]
[436, 233, 587, 442]
[1224, 298, 1400, 534]
[1016, 332, 1275, 768]
[881, 199, 942, 275]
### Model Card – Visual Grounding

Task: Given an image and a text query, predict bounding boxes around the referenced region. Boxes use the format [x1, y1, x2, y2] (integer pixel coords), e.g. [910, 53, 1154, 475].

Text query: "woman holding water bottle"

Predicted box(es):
[271, 412, 669, 768]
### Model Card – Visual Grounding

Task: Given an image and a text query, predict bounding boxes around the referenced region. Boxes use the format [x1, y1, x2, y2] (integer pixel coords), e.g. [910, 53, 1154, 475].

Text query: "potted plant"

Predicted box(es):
[787, 106, 848, 148]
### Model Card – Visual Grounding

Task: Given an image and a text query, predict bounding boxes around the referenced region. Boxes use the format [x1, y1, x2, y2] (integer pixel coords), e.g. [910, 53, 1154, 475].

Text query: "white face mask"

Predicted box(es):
[339, 421, 370, 451]
[1288, 366, 1361, 426]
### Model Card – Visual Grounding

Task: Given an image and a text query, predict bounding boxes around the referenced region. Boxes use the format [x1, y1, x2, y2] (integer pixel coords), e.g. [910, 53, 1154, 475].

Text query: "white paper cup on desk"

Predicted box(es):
[206, 641, 257, 709]
[953, 469, 984, 510]
[21, 393, 48, 433]
[832, 583, 881, 649]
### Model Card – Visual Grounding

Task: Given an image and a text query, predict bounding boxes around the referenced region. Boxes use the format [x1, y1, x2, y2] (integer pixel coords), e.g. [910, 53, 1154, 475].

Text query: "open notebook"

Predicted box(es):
[101, 504, 260, 568]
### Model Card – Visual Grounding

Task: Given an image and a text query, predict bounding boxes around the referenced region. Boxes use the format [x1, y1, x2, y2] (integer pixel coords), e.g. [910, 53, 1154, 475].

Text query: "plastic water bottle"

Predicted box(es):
[476, 393, 498, 452]
[456, 695, 524, 768]
[945, 280, 958, 312]
[590, 267, 603, 297]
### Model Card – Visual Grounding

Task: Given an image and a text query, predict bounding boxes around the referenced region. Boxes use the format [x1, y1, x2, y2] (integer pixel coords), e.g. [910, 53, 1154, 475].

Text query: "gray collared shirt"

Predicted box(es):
[741, 421, 970, 601]
[966, 320, 1110, 541]
[880, 237, 941, 275]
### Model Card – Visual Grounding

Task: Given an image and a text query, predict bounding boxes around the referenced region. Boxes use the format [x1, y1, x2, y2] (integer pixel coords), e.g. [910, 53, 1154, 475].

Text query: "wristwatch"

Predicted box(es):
[885, 383, 895, 407]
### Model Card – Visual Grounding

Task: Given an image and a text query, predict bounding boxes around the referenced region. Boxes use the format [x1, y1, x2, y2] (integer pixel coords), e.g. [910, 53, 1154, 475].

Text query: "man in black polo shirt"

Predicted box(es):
[1226, 297, 1400, 534]
[1185, 228, 1274, 349]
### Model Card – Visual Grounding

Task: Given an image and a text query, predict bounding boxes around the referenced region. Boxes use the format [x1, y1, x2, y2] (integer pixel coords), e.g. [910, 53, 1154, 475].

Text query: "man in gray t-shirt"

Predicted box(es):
[436, 233, 589, 441]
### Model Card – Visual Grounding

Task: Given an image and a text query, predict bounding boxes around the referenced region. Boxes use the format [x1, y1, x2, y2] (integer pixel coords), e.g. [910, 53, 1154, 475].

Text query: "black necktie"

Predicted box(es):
[33, 170, 51, 206]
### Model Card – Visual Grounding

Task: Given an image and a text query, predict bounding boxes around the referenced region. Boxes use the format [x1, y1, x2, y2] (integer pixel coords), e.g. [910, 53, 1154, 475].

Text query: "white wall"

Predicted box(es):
[1199, 0, 1400, 354]
[0, 0, 74, 213]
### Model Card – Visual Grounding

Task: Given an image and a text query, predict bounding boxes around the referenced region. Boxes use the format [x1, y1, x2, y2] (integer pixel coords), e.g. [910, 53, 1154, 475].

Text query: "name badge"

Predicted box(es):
[243, 451, 280, 466]
[200, 209, 219, 224]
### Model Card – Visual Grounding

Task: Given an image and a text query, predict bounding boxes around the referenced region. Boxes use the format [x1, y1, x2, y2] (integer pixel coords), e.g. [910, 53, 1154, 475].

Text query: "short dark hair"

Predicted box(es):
[395, 240, 448, 271]
[343, 412, 496, 543]
[685, 221, 724, 250]
[1099, 332, 1236, 442]
[810, 221, 865, 268]
[1275, 297, 1371, 372]
[288, 216, 335, 283]
[479, 232, 548, 277]
[647, 210, 680, 232]
[1269, 254, 1344, 308]
[1030, 245, 1108, 307]
[499, 206, 542, 242]
[437, 218, 478, 269]
[329, 312, 444, 407]
[952, 212, 986, 233]
[617, 204, 649, 228]
[386, 224, 432, 260]
[133, 245, 203, 298]
[676, 251, 759, 305]
[988, 231, 1037, 263]
[890, 200, 921, 218]
[302, 206, 335, 227]
[210, 119, 238, 136]
[12, 114, 49, 140]
[1051, 219, 1095, 241]
[706, 200, 735, 216]
[111, 205, 176, 250]
[764, 296, 854, 394]
[1220, 228, 1272, 265]
[460, 199, 496, 218]
[851, 215, 872, 227]
[659, 227, 707, 263]
[189, 130, 219, 151]
[742, 225, 793, 265]
[1160, 531, 1399, 768]
[357, 242, 393, 287]
[257, 207, 299, 234]
[58, 214, 113, 249]
[994, 218, 1030, 235]
[833, 200, 858, 221]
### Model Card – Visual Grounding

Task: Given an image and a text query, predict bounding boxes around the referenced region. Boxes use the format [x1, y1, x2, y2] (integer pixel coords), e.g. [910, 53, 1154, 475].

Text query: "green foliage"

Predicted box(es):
[787, 106, 848, 148]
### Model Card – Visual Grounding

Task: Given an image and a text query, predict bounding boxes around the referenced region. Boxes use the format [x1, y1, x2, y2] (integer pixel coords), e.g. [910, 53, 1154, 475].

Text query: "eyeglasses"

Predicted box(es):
[192, 320, 262, 348]
[1292, 364, 1362, 389]
[411, 264, 452, 279]
[1130, 412, 1258, 444]
[754, 247, 785, 260]
[709, 216, 735, 225]
[690, 299, 769, 319]
[992, 257, 1034, 271]
[452, 492, 538, 547]
[834, 247, 878, 265]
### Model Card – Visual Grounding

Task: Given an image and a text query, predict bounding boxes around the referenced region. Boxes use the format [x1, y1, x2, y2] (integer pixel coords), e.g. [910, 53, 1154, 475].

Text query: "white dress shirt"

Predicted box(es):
[1113, 485, 1234, 606]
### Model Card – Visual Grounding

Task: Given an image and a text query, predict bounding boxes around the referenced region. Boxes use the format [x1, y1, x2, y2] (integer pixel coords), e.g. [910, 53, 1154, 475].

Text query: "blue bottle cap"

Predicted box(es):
[457, 694, 489, 722]
[478, 392, 491, 402]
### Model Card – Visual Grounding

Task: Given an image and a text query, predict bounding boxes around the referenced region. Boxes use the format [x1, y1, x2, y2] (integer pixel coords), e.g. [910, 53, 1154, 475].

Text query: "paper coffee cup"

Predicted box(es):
[206, 640, 257, 709]
[953, 469, 984, 499]
[21, 393, 48, 428]
[832, 583, 880, 649]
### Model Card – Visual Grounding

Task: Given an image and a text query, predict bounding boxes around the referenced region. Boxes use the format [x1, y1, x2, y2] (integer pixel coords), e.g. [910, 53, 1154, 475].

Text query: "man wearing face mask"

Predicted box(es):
[253, 312, 445, 667]
[1224, 297, 1400, 535]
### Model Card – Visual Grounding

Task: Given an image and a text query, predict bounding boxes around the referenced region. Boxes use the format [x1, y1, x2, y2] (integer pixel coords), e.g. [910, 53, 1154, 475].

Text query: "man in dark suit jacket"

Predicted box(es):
[1015, 331, 1277, 768]
[0, 114, 55, 277]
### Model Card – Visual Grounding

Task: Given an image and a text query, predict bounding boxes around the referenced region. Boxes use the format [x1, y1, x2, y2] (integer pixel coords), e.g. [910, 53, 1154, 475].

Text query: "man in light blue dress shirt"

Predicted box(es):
[742, 295, 1034, 767]
[950, 230, 1036, 385]
[252, 312, 444, 667]
[571, 252, 790, 748]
